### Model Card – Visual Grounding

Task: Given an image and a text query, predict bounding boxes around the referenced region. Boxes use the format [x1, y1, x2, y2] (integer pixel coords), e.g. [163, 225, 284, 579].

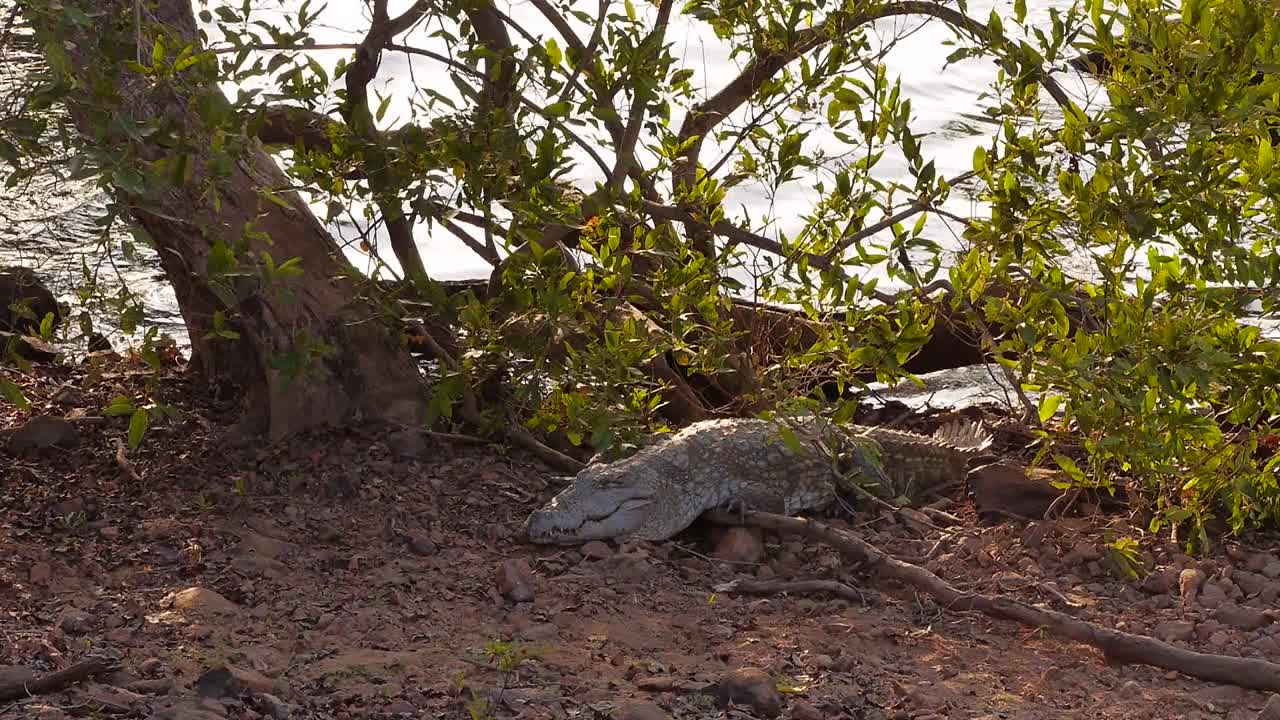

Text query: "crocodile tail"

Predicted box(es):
[931, 419, 993, 452]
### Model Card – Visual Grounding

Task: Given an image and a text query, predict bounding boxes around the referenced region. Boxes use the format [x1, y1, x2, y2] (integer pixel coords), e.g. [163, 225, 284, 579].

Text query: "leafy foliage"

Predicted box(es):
[3, 0, 1280, 545]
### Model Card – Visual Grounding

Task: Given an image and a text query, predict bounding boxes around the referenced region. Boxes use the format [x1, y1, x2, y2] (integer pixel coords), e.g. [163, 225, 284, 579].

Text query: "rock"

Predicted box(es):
[1154, 620, 1196, 643]
[713, 527, 765, 564]
[1234, 571, 1270, 597]
[56, 608, 94, 635]
[495, 559, 536, 602]
[1245, 553, 1275, 573]
[1259, 695, 1280, 720]
[968, 461, 1062, 520]
[618, 701, 671, 720]
[384, 701, 417, 716]
[715, 667, 782, 719]
[6, 416, 79, 453]
[406, 533, 436, 556]
[581, 540, 613, 560]
[194, 664, 281, 698]
[1263, 562, 1280, 580]
[1141, 567, 1178, 594]
[386, 429, 429, 458]
[1179, 568, 1206, 604]
[0, 266, 59, 333]
[1062, 540, 1101, 566]
[28, 561, 52, 585]
[1214, 604, 1269, 632]
[0, 331, 59, 362]
[1207, 631, 1232, 648]
[791, 700, 824, 720]
[1199, 582, 1228, 609]
[160, 587, 241, 616]
[253, 692, 292, 719]
[1021, 521, 1048, 549]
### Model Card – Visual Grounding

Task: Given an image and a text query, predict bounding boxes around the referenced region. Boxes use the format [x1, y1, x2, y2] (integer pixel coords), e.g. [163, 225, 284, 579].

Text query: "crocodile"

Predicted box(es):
[522, 415, 994, 544]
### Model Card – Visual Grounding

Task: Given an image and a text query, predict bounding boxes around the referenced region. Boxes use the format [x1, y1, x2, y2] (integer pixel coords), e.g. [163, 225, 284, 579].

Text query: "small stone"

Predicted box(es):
[1062, 541, 1101, 566]
[254, 692, 291, 719]
[384, 701, 416, 716]
[138, 657, 165, 676]
[1263, 562, 1280, 580]
[1154, 620, 1196, 643]
[1246, 553, 1276, 573]
[1199, 582, 1228, 609]
[194, 664, 280, 698]
[6, 415, 79, 453]
[791, 700, 823, 720]
[160, 587, 240, 616]
[495, 559, 536, 602]
[29, 562, 52, 585]
[1141, 567, 1178, 594]
[0, 331, 58, 362]
[713, 527, 765, 565]
[386, 430, 429, 458]
[581, 541, 612, 560]
[618, 701, 670, 720]
[1258, 695, 1280, 720]
[1180, 568, 1206, 604]
[969, 461, 1062, 520]
[1208, 631, 1232, 648]
[1214, 604, 1269, 632]
[1234, 571, 1270, 597]
[56, 608, 93, 635]
[716, 668, 782, 719]
[406, 533, 436, 556]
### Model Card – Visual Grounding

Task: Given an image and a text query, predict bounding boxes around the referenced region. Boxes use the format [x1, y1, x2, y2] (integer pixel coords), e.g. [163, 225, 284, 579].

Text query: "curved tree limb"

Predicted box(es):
[672, 1, 1074, 254]
[710, 509, 1280, 693]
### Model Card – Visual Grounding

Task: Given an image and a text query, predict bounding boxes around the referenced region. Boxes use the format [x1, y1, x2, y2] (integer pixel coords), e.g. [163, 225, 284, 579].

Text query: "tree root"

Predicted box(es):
[706, 509, 1280, 693]
[0, 657, 118, 702]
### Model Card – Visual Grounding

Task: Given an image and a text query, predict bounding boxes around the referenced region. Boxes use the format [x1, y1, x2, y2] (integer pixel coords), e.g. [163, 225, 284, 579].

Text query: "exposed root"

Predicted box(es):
[707, 509, 1280, 693]
[0, 657, 118, 702]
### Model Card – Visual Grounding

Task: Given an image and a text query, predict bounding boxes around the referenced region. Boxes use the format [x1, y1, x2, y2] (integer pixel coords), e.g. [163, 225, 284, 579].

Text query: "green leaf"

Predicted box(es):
[624, 0, 636, 21]
[104, 394, 136, 417]
[1259, 134, 1274, 176]
[545, 38, 562, 66]
[0, 376, 30, 409]
[1038, 394, 1063, 423]
[972, 145, 988, 173]
[128, 407, 150, 450]
[1053, 454, 1085, 482]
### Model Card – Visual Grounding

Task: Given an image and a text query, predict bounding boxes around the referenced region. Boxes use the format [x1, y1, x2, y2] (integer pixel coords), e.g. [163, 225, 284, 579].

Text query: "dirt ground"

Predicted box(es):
[3, 350, 1279, 719]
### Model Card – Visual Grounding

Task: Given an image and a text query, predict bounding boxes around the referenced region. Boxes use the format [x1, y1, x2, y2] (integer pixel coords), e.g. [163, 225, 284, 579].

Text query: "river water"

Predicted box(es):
[0, 1, 1265, 408]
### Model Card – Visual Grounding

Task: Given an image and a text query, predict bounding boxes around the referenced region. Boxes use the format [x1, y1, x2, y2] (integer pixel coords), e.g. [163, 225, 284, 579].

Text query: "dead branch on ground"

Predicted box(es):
[708, 509, 1280, 693]
[0, 657, 119, 702]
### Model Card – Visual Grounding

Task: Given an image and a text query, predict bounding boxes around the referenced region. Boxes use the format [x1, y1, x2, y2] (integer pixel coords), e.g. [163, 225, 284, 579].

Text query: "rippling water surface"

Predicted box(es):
[7, 0, 1270, 379]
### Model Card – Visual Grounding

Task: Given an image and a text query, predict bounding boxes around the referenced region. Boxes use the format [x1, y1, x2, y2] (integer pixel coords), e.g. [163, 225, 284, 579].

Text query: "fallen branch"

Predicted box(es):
[707, 509, 1280, 692]
[713, 578, 867, 604]
[0, 657, 118, 702]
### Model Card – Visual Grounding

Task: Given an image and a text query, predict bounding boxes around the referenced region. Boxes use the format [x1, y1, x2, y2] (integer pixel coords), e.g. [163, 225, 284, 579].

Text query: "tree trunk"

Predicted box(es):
[24, 0, 427, 437]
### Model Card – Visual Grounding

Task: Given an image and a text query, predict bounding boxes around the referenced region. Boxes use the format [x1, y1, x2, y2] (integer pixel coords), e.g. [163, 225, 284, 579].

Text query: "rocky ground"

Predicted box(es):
[4, 347, 1280, 720]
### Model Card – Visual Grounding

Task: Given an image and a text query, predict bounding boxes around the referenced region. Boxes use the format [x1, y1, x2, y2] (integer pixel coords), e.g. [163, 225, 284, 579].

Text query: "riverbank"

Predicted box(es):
[3, 350, 1280, 719]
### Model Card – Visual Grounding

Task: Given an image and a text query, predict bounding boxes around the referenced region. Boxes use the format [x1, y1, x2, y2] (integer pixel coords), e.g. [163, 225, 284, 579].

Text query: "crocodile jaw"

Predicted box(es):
[523, 474, 658, 544]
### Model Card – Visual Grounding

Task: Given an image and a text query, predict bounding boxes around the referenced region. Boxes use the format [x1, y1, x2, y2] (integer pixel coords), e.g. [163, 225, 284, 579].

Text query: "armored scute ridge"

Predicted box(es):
[522, 415, 993, 544]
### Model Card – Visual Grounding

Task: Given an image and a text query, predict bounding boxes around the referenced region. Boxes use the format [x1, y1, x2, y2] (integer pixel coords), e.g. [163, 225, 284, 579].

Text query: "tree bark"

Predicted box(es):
[24, 0, 427, 437]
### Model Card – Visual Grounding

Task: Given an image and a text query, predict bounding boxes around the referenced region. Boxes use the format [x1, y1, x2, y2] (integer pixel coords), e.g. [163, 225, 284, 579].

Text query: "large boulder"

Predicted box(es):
[0, 266, 60, 333]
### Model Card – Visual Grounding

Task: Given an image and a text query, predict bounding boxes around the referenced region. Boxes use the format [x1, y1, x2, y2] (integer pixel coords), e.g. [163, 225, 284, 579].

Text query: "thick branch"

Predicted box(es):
[710, 509, 1280, 693]
[672, 1, 1073, 252]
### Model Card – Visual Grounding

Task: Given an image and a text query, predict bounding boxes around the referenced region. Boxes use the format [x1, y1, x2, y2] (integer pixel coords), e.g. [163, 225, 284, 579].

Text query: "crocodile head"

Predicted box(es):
[522, 461, 668, 544]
